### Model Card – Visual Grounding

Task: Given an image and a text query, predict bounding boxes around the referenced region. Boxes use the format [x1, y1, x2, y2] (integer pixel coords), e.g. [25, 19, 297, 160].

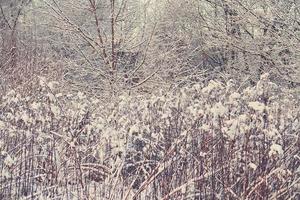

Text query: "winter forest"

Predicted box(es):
[0, 0, 300, 199]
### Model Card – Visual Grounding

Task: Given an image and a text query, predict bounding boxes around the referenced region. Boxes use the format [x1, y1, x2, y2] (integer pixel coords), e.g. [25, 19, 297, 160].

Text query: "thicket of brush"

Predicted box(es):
[0, 74, 299, 199]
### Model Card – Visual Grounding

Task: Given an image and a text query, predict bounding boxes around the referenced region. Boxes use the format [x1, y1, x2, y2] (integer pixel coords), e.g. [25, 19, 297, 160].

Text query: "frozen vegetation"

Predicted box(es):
[1, 0, 300, 199]
[0, 74, 299, 199]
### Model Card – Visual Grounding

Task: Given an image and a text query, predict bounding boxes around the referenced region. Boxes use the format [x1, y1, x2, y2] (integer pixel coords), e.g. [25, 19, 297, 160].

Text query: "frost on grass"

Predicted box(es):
[0, 74, 299, 199]
[269, 143, 284, 156]
[249, 162, 257, 170]
[248, 101, 266, 113]
[228, 92, 241, 104]
[3, 153, 14, 167]
[201, 80, 223, 94]
[210, 102, 227, 117]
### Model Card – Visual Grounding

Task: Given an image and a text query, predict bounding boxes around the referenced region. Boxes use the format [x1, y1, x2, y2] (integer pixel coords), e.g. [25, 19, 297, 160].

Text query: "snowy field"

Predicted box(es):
[0, 74, 299, 199]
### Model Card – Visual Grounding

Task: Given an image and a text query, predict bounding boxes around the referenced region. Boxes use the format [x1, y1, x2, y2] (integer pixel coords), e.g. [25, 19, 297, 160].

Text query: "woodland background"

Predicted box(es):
[0, 0, 299, 199]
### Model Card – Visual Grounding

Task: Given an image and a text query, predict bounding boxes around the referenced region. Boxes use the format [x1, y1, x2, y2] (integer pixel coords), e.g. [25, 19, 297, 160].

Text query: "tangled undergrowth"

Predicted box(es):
[0, 74, 299, 199]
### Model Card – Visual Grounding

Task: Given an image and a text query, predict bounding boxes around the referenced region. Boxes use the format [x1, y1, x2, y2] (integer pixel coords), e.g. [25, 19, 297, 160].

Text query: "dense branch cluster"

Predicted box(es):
[0, 74, 299, 199]
[1, 0, 300, 199]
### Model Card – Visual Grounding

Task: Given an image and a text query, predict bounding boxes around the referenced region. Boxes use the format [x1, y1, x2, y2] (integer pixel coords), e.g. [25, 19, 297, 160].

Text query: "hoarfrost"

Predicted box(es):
[30, 102, 41, 110]
[210, 102, 227, 117]
[229, 92, 241, 102]
[201, 124, 210, 131]
[50, 105, 60, 116]
[238, 114, 248, 123]
[77, 91, 86, 100]
[21, 112, 30, 123]
[225, 119, 239, 140]
[129, 125, 139, 135]
[4, 154, 15, 167]
[38, 76, 47, 87]
[0, 120, 5, 129]
[55, 93, 63, 98]
[47, 81, 59, 90]
[248, 101, 266, 113]
[249, 162, 257, 170]
[260, 73, 270, 81]
[202, 80, 222, 94]
[269, 143, 284, 156]
[264, 128, 279, 138]
[1, 169, 11, 179]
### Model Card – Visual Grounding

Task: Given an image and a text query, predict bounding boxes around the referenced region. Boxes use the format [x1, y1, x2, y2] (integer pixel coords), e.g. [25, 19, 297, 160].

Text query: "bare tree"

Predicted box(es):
[0, 0, 60, 94]
[0, 0, 31, 88]
[39, 0, 161, 98]
[154, 0, 300, 86]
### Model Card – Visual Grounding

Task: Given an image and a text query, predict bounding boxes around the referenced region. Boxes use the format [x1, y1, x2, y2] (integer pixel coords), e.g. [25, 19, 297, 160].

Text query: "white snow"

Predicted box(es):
[0, 120, 5, 129]
[269, 143, 284, 156]
[202, 80, 222, 94]
[4, 154, 15, 167]
[249, 162, 257, 170]
[50, 105, 61, 116]
[264, 128, 279, 138]
[77, 91, 86, 100]
[21, 112, 30, 123]
[210, 102, 227, 117]
[47, 81, 59, 90]
[30, 102, 41, 110]
[238, 114, 248, 122]
[129, 125, 139, 134]
[201, 124, 210, 131]
[229, 92, 241, 101]
[38, 76, 47, 87]
[248, 101, 266, 113]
